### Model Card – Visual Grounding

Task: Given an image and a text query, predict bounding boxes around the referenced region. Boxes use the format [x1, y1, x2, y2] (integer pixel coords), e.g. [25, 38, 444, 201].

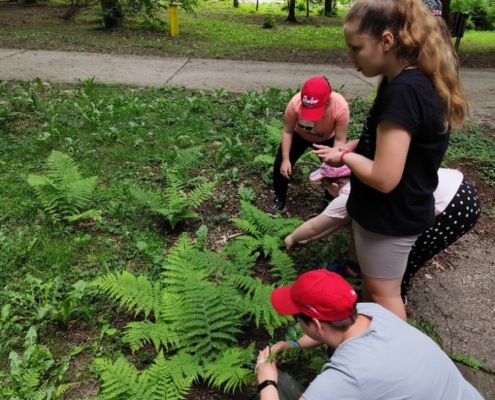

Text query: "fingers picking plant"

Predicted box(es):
[27, 151, 101, 223]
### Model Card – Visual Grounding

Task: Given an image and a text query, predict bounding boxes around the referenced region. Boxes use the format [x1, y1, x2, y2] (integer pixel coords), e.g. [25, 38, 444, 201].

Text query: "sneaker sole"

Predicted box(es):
[266, 207, 287, 217]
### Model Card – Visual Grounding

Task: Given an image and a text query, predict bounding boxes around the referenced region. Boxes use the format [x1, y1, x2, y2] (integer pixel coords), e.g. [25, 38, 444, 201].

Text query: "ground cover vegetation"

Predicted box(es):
[0, 78, 494, 398]
[0, 0, 494, 67]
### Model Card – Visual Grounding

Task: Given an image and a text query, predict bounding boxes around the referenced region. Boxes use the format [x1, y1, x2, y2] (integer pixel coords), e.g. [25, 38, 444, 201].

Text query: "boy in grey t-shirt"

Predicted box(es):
[255, 270, 484, 400]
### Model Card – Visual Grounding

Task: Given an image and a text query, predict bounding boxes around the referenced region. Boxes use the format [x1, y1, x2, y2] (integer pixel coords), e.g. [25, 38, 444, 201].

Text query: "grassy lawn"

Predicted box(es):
[0, 0, 494, 66]
[1, 76, 495, 398]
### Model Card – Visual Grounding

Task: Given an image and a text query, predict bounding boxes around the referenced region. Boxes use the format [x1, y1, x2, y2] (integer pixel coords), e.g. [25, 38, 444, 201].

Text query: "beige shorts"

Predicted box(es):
[353, 222, 419, 280]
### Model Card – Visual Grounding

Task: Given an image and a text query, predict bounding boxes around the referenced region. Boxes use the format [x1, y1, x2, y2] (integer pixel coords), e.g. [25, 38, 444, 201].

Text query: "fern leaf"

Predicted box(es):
[269, 248, 297, 284]
[66, 209, 102, 222]
[92, 271, 162, 318]
[129, 184, 164, 211]
[243, 280, 292, 335]
[252, 154, 275, 165]
[27, 151, 98, 221]
[203, 344, 255, 393]
[123, 321, 181, 353]
[93, 357, 139, 399]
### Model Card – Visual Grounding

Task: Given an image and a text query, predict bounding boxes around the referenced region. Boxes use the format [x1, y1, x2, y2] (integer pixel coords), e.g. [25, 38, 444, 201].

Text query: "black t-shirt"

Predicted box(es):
[347, 69, 450, 236]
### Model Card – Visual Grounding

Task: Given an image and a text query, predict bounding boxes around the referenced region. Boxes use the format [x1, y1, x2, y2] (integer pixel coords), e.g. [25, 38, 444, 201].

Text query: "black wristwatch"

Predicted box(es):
[257, 379, 278, 393]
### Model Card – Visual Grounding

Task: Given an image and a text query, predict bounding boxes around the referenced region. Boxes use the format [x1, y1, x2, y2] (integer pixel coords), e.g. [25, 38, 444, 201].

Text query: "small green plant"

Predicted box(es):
[0, 304, 19, 357]
[4, 275, 94, 329]
[0, 326, 74, 399]
[262, 15, 276, 29]
[27, 150, 102, 223]
[409, 318, 443, 348]
[449, 353, 484, 370]
[238, 186, 256, 202]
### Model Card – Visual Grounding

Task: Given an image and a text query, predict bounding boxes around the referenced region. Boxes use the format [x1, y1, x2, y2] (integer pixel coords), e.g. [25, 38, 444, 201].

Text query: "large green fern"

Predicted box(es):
[27, 150, 101, 222]
[92, 233, 291, 397]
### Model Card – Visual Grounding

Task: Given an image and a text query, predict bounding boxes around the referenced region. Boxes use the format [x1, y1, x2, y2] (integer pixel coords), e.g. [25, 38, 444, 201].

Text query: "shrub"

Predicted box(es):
[262, 15, 276, 29]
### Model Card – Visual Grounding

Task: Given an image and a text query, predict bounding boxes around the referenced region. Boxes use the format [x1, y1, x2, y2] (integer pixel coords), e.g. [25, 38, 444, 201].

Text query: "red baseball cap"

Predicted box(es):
[270, 270, 357, 321]
[300, 76, 331, 121]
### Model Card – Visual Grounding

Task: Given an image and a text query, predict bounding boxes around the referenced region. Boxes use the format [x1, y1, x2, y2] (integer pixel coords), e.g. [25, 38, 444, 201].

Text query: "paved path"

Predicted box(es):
[1, 49, 494, 118]
[1, 48, 494, 398]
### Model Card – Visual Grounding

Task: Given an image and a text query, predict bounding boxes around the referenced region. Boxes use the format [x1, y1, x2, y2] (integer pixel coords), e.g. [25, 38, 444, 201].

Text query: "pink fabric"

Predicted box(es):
[285, 91, 349, 142]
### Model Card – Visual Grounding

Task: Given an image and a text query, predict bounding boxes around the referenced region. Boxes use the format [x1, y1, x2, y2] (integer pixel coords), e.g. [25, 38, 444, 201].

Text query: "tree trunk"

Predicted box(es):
[233, 0, 239, 8]
[256, 0, 259, 11]
[324, 0, 332, 16]
[306, 0, 309, 17]
[286, 0, 297, 22]
[100, 0, 123, 29]
[441, 0, 451, 28]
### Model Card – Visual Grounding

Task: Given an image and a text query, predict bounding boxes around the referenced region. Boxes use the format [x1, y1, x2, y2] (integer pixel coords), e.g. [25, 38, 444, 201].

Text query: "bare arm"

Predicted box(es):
[315, 121, 411, 193]
[333, 125, 348, 149]
[286, 213, 350, 249]
[280, 116, 296, 179]
[304, 216, 352, 242]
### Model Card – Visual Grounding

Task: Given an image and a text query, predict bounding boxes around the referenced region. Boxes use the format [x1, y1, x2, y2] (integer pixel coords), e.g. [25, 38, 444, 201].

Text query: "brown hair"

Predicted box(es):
[296, 302, 358, 332]
[345, 0, 469, 130]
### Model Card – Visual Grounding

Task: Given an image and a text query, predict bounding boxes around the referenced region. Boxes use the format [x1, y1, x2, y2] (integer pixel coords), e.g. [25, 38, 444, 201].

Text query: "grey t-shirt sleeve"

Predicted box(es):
[303, 365, 360, 400]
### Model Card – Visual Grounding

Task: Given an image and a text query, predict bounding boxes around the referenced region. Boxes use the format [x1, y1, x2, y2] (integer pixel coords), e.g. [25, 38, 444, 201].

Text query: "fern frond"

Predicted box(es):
[27, 151, 98, 221]
[203, 344, 255, 393]
[65, 209, 102, 222]
[124, 321, 181, 353]
[166, 350, 203, 385]
[243, 280, 292, 335]
[268, 248, 297, 284]
[93, 357, 139, 399]
[161, 261, 242, 358]
[184, 181, 215, 208]
[54, 382, 77, 398]
[92, 271, 162, 318]
[253, 154, 275, 165]
[230, 218, 261, 238]
[129, 184, 164, 211]
[138, 351, 193, 400]
[45, 150, 81, 184]
[165, 146, 203, 183]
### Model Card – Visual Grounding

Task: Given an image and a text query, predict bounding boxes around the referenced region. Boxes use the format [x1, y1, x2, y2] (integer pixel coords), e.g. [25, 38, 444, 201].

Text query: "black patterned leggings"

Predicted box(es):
[401, 179, 481, 299]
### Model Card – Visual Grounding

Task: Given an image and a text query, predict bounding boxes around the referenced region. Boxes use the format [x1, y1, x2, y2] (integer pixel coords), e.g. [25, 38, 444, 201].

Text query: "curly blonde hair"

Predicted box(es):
[345, 0, 469, 130]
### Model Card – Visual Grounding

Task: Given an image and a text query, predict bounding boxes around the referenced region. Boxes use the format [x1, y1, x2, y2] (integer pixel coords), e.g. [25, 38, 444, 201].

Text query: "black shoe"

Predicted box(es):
[266, 197, 286, 216]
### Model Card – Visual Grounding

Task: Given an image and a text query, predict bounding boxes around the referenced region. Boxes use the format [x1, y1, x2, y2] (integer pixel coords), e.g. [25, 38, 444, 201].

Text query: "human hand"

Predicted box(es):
[256, 346, 278, 384]
[312, 144, 344, 167]
[280, 160, 292, 179]
[285, 235, 295, 250]
[271, 341, 297, 353]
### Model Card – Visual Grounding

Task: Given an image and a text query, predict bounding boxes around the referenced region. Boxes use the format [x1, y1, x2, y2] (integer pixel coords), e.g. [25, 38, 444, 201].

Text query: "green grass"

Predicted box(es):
[459, 30, 495, 53]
